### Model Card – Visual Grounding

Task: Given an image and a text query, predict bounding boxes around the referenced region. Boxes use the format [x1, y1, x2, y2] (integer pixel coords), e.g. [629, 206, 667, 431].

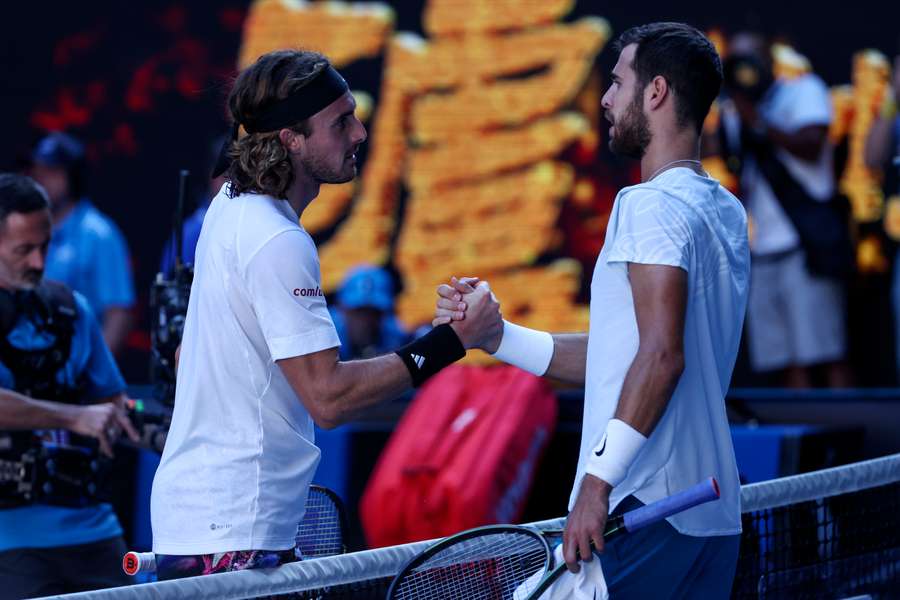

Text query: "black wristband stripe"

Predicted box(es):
[395, 324, 466, 387]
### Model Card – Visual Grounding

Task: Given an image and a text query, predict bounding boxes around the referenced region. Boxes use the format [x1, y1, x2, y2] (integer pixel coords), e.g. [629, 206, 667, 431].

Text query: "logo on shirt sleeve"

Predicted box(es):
[293, 287, 324, 298]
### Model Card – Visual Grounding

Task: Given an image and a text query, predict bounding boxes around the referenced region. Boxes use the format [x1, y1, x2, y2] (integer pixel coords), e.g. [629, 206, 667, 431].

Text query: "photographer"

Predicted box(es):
[720, 33, 853, 388]
[0, 174, 139, 599]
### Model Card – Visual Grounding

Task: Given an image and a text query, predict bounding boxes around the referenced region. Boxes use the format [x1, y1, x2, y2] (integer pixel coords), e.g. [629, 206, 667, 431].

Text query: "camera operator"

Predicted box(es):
[719, 33, 853, 388]
[0, 174, 139, 599]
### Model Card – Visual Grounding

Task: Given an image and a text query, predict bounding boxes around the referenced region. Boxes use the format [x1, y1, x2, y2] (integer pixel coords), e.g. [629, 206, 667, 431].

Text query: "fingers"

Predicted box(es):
[437, 297, 467, 312]
[562, 528, 581, 574]
[437, 283, 462, 302]
[97, 431, 114, 458]
[450, 276, 477, 294]
[591, 526, 605, 555]
[435, 307, 464, 322]
[578, 532, 594, 565]
[117, 409, 141, 442]
[432, 316, 451, 327]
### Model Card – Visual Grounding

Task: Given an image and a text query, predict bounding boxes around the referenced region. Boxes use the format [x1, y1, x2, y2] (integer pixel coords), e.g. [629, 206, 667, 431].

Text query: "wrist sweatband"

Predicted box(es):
[491, 320, 554, 376]
[395, 324, 466, 387]
[584, 418, 648, 487]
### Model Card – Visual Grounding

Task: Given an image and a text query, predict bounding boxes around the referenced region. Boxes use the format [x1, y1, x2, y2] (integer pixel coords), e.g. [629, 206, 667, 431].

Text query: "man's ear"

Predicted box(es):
[646, 75, 669, 111]
[278, 128, 306, 155]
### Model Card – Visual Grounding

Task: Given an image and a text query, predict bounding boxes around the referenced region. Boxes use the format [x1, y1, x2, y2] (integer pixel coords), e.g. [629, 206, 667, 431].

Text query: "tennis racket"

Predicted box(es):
[387, 477, 720, 600]
[295, 484, 350, 558]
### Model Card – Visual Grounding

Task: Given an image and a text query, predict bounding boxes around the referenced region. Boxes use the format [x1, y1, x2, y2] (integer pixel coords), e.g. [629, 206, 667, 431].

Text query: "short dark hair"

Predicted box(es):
[613, 22, 722, 133]
[0, 174, 50, 224]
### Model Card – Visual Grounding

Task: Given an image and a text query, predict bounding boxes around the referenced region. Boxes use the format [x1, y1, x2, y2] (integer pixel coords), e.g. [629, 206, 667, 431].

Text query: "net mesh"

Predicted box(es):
[733, 457, 900, 599]
[37, 453, 900, 600]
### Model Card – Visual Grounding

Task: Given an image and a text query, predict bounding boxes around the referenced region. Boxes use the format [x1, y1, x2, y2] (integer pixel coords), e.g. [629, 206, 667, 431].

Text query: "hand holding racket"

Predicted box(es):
[387, 477, 720, 600]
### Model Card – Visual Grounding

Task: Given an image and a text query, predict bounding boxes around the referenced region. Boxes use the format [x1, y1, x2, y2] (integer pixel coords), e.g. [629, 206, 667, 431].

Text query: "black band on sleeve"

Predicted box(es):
[395, 324, 466, 387]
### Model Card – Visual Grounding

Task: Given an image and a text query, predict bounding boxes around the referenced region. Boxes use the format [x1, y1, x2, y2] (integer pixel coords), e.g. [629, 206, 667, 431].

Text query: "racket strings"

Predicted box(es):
[392, 531, 549, 600]
[295, 487, 344, 558]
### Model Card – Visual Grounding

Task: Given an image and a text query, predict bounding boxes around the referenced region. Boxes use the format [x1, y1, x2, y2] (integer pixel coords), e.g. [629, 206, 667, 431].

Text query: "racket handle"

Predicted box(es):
[623, 477, 720, 533]
[526, 478, 720, 600]
[123, 551, 156, 575]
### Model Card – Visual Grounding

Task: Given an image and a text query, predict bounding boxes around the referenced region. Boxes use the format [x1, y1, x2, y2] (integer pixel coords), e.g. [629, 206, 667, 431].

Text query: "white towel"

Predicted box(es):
[512, 544, 609, 600]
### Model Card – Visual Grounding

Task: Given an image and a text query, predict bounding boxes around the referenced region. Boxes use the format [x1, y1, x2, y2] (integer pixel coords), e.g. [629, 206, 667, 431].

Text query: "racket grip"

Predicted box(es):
[623, 477, 720, 533]
[123, 551, 156, 575]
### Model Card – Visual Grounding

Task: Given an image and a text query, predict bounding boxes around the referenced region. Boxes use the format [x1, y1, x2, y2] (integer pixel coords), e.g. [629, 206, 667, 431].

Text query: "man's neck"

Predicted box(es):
[285, 171, 320, 217]
[639, 127, 703, 182]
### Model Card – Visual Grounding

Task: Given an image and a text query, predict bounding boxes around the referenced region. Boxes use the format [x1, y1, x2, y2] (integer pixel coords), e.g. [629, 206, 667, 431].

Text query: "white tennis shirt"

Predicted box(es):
[151, 186, 340, 554]
[570, 167, 750, 536]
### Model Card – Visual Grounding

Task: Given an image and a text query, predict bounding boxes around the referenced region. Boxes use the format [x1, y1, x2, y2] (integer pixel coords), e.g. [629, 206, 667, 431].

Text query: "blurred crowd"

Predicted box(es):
[13, 34, 900, 390]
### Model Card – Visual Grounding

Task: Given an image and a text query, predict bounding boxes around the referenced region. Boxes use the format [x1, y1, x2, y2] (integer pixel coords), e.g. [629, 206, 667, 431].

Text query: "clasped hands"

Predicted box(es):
[432, 276, 503, 353]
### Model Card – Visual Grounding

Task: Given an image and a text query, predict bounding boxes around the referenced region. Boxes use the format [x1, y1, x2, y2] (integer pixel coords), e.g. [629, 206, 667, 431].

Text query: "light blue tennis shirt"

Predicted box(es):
[0, 289, 126, 551]
[45, 200, 135, 321]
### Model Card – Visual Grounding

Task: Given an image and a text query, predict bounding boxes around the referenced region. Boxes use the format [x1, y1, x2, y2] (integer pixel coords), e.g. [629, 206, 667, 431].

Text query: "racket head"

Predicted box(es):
[388, 525, 553, 600]
[295, 484, 349, 558]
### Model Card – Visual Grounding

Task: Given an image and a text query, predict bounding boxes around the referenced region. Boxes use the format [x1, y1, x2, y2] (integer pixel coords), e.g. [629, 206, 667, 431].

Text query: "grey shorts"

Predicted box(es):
[746, 248, 846, 372]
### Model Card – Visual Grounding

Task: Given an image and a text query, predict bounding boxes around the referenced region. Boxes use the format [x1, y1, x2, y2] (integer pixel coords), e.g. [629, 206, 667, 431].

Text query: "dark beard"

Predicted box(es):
[300, 152, 355, 185]
[609, 96, 652, 159]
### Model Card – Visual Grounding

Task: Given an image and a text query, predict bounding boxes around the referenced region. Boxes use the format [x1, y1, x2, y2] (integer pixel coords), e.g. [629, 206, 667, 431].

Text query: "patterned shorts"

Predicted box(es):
[156, 548, 299, 581]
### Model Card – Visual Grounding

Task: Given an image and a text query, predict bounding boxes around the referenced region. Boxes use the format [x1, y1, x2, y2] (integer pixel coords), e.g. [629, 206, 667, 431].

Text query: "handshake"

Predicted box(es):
[432, 276, 504, 354]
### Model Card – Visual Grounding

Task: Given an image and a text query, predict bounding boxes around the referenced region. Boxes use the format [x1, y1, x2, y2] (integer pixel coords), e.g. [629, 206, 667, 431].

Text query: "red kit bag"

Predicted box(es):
[360, 364, 557, 547]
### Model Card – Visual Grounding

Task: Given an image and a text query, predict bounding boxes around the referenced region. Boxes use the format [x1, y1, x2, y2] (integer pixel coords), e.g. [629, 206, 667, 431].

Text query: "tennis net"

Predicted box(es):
[40, 452, 900, 599]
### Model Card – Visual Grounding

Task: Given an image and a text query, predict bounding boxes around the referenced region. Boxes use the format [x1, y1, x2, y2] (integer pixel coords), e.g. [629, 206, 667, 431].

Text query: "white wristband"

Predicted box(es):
[584, 418, 648, 487]
[491, 320, 554, 376]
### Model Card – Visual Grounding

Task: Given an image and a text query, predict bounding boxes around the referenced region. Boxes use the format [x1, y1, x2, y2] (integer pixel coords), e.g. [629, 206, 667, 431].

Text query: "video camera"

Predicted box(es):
[150, 170, 194, 408]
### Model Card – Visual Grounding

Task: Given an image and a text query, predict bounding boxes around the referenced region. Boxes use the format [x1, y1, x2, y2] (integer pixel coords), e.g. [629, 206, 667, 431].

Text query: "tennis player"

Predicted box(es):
[436, 23, 749, 597]
[149, 49, 501, 580]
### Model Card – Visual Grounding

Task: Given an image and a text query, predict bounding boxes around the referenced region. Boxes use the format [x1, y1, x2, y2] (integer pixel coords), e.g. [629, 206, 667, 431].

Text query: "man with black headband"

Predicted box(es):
[149, 49, 500, 579]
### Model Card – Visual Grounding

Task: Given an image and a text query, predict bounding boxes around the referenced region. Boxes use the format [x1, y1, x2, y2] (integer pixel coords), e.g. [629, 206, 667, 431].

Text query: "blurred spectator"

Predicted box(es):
[329, 266, 412, 361]
[719, 33, 853, 388]
[29, 133, 135, 357]
[159, 136, 229, 275]
[864, 48, 900, 376]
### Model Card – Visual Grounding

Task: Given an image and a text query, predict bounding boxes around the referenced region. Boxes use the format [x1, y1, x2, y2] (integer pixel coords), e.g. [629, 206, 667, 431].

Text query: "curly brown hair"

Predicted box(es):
[226, 50, 329, 199]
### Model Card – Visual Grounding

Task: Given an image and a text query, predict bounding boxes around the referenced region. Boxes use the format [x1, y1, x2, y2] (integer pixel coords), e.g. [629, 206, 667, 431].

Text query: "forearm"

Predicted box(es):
[102, 307, 133, 356]
[544, 333, 588, 384]
[296, 354, 412, 429]
[613, 347, 684, 436]
[0, 389, 75, 430]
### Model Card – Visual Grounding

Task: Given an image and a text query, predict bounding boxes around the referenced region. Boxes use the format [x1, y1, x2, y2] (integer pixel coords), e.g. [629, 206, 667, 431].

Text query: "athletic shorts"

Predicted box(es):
[156, 548, 299, 581]
[746, 248, 846, 372]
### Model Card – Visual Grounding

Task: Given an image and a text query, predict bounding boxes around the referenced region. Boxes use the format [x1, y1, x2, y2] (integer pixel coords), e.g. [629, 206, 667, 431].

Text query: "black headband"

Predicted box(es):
[212, 65, 350, 178]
